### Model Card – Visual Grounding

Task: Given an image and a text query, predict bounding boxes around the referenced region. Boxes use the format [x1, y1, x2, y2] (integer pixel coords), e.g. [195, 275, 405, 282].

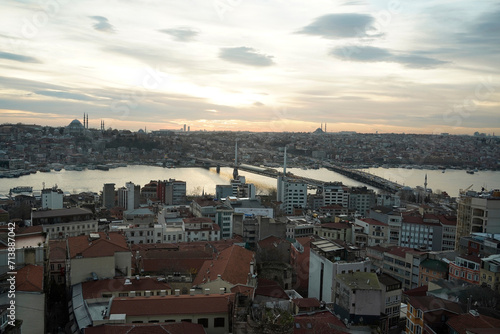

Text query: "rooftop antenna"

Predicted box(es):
[233, 140, 238, 180]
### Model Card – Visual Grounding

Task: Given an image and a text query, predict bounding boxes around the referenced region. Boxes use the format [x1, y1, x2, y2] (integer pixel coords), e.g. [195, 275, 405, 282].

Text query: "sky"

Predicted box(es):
[0, 0, 499, 134]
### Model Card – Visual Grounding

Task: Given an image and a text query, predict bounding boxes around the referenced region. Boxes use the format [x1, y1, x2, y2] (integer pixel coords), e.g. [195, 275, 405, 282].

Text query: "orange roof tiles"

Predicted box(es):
[360, 218, 387, 226]
[447, 312, 500, 334]
[109, 294, 235, 316]
[67, 232, 129, 258]
[16, 264, 43, 292]
[293, 298, 320, 308]
[294, 310, 348, 334]
[84, 322, 206, 334]
[255, 278, 288, 300]
[193, 245, 254, 286]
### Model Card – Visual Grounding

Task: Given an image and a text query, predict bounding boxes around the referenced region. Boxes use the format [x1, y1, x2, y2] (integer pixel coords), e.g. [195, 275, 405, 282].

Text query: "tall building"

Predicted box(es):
[42, 187, 63, 209]
[322, 183, 349, 208]
[102, 183, 115, 209]
[277, 176, 307, 215]
[455, 189, 500, 250]
[277, 147, 307, 215]
[157, 179, 186, 205]
[125, 182, 140, 210]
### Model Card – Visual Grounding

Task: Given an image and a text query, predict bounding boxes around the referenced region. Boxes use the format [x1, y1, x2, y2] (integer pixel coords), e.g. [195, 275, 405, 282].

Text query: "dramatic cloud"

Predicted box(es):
[159, 27, 200, 42]
[297, 13, 382, 39]
[329, 45, 449, 69]
[0, 51, 40, 63]
[219, 47, 275, 67]
[89, 16, 115, 33]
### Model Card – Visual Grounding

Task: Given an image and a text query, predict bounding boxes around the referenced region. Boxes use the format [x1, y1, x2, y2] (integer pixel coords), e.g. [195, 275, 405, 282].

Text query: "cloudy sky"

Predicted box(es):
[0, 0, 499, 134]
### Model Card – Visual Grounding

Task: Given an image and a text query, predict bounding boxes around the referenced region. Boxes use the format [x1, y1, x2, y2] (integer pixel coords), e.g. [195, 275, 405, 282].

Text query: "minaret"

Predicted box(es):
[83, 113, 86, 128]
[233, 140, 238, 180]
[86, 114, 89, 129]
[424, 174, 428, 193]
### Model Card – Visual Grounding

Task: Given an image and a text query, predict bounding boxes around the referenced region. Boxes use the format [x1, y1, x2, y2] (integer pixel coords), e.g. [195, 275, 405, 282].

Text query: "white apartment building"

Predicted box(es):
[277, 176, 307, 215]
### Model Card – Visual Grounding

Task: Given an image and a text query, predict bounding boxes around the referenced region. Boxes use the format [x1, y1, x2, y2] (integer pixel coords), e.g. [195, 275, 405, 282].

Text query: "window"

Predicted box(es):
[197, 318, 209, 328]
[119, 293, 128, 297]
[214, 317, 225, 328]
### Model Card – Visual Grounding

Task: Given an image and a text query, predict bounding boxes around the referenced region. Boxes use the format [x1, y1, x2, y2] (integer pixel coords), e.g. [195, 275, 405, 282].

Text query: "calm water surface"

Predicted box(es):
[1, 165, 497, 198]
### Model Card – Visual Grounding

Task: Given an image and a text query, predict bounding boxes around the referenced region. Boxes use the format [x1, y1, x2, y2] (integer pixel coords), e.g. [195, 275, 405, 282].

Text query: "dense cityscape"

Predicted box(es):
[0, 120, 499, 334]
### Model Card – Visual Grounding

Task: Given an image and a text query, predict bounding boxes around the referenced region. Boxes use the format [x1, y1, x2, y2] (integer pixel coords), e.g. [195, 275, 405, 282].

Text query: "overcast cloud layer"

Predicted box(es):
[0, 0, 499, 134]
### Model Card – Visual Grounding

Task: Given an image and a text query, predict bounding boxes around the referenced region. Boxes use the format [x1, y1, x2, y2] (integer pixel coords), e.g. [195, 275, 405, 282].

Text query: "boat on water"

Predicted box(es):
[96, 165, 110, 171]
[39, 167, 51, 173]
[466, 170, 474, 174]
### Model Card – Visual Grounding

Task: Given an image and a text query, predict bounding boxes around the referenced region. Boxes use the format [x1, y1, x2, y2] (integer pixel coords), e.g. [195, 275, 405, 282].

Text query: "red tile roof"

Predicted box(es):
[49, 240, 67, 261]
[294, 311, 348, 334]
[16, 264, 44, 292]
[446, 312, 500, 334]
[320, 223, 351, 230]
[403, 285, 428, 297]
[438, 215, 457, 226]
[293, 298, 320, 309]
[193, 245, 254, 286]
[408, 296, 464, 314]
[255, 278, 289, 300]
[230, 284, 255, 297]
[83, 322, 206, 334]
[258, 235, 290, 250]
[360, 218, 387, 226]
[82, 278, 172, 299]
[109, 294, 234, 316]
[67, 232, 129, 258]
[386, 246, 426, 258]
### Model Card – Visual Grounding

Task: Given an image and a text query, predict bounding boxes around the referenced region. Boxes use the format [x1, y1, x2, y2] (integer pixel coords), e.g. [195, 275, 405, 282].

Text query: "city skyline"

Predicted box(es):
[1, 0, 499, 134]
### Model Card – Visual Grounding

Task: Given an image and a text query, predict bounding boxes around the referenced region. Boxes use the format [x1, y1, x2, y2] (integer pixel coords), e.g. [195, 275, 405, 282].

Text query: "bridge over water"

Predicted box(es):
[195, 158, 403, 193]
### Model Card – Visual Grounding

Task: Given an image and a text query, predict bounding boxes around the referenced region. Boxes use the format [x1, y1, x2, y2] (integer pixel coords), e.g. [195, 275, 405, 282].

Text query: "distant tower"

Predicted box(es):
[424, 174, 428, 193]
[233, 140, 239, 180]
[183, 124, 186, 132]
[83, 113, 86, 128]
[188, 126, 190, 132]
[86, 114, 89, 129]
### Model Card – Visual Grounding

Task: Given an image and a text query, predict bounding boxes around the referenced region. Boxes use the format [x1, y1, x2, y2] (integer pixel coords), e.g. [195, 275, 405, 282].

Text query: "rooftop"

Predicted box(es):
[67, 232, 129, 259]
[420, 258, 449, 272]
[16, 264, 44, 292]
[82, 277, 172, 299]
[294, 310, 349, 334]
[109, 294, 235, 316]
[193, 244, 254, 286]
[255, 278, 289, 300]
[446, 312, 500, 334]
[32, 207, 92, 219]
[336, 272, 381, 290]
[84, 322, 206, 334]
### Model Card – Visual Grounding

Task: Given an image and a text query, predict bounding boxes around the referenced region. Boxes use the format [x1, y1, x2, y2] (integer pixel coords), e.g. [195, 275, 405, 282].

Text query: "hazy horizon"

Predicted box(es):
[1, 0, 499, 135]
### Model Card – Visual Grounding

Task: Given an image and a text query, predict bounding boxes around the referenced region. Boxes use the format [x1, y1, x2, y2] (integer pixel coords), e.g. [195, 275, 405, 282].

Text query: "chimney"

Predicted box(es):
[190, 289, 195, 296]
[175, 289, 180, 296]
[204, 288, 210, 295]
[250, 261, 254, 275]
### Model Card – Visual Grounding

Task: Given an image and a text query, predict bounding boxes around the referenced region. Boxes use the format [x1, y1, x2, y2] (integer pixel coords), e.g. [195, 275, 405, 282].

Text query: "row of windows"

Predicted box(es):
[48, 224, 96, 232]
[130, 318, 225, 328]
